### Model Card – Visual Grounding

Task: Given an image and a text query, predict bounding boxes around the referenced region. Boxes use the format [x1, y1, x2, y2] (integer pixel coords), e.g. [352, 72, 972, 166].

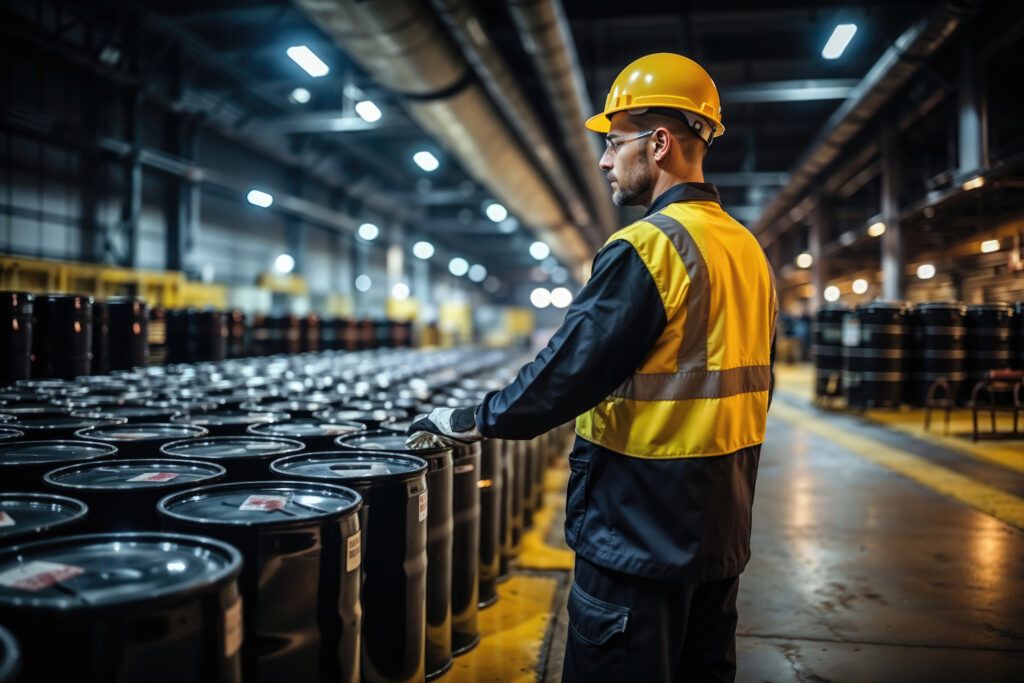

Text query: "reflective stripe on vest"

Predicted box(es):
[576, 200, 777, 459]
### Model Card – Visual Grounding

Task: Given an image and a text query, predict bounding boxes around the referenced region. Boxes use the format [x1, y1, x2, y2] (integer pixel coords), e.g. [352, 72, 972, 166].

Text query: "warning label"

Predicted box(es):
[128, 472, 180, 482]
[0, 511, 14, 527]
[346, 531, 361, 572]
[239, 495, 288, 511]
[454, 463, 475, 475]
[0, 560, 84, 592]
[418, 491, 429, 522]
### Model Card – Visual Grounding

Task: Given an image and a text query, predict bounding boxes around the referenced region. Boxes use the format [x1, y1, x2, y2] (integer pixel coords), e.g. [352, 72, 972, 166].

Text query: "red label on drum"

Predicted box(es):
[0, 560, 84, 592]
[239, 495, 288, 511]
[128, 472, 179, 482]
[418, 491, 428, 522]
[0, 511, 14, 527]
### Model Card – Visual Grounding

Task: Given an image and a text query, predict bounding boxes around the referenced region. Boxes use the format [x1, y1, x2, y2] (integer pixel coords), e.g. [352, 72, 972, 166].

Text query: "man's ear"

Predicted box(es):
[652, 128, 672, 163]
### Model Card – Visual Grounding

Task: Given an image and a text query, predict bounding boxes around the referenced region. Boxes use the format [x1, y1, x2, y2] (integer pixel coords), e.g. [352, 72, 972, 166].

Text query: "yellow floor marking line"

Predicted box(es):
[775, 362, 1024, 474]
[518, 461, 574, 571]
[443, 574, 559, 683]
[770, 399, 1024, 530]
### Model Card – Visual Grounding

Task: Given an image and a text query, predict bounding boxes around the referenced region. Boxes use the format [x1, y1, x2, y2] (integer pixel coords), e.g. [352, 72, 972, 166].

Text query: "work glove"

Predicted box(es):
[406, 406, 482, 448]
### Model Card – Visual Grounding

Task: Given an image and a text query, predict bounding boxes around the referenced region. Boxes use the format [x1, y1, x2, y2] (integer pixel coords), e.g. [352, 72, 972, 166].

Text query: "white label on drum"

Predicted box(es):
[224, 599, 243, 658]
[418, 491, 428, 522]
[128, 472, 180, 482]
[0, 560, 84, 592]
[842, 318, 861, 347]
[239, 494, 288, 511]
[346, 531, 361, 572]
[454, 463, 475, 475]
[0, 511, 14, 527]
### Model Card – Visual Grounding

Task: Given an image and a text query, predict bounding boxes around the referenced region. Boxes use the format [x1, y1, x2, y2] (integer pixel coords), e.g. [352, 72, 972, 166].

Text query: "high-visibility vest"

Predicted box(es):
[576, 199, 778, 458]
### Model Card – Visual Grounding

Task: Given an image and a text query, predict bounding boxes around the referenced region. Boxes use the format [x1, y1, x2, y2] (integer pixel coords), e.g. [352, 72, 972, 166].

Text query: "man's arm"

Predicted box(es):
[475, 240, 667, 440]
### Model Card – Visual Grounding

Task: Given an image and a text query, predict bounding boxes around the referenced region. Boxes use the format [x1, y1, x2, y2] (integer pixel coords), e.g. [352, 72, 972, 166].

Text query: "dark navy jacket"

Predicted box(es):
[476, 183, 767, 582]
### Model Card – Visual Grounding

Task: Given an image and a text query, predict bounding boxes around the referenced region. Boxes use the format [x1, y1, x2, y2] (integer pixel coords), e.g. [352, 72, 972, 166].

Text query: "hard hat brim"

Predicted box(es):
[585, 106, 724, 137]
[585, 112, 611, 133]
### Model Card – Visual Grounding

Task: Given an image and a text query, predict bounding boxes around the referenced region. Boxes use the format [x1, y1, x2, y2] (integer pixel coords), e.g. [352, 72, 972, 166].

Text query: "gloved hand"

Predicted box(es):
[406, 406, 482, 448]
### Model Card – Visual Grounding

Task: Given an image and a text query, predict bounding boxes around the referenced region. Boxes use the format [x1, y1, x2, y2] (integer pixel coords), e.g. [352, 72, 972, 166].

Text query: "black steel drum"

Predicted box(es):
[160, 436, 305, 482]
[74, 422, 208, 458]
[965, 303, 1014, 398]
[0, 624, 18, 683]
[271, 451, 428, 683]
[1015, 302, 1024, 370]
[316, 407, 405, 430]
[908, 302, 967, 405]
[106, 296, 149, 370]
[0, 440, 118, 492]
[10, 415, 125, 440]
[813, 303, 849, 397]
[90, 301, 110, 375]
[0, 292, 33, 385]
[172, 409, 291, 436]
[477, 439, 502, 607]
[842, 301, 910, 408]
[0, 492, 88, 545]
[159, 481, 362, 683]
[31, 294, 93, 380]
[449, 442, 480, 654]
[43, 458, 225, 532]
[248, 419, 365, 450]
[334, 431, 454, 680]
[0, 428, 23, 443]
[0, 532, 243, 682]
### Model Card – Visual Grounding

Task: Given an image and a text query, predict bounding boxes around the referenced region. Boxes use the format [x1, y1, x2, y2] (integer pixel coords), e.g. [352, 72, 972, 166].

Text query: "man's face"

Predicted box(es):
[598, 113, 653, 207]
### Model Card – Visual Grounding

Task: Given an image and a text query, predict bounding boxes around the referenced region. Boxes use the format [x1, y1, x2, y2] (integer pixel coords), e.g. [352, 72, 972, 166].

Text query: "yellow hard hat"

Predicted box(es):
[585, 52, 724, 140]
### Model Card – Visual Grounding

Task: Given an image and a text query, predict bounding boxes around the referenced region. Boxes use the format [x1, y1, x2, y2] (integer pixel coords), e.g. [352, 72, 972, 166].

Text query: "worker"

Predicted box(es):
[409, 52, 777, 683]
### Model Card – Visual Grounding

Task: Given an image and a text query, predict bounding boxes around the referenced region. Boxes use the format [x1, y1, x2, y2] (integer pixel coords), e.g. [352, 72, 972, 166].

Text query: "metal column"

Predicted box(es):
[809, 198, 828, 313]
[958, 21, 989, 178]
[880, 109, 904, 301]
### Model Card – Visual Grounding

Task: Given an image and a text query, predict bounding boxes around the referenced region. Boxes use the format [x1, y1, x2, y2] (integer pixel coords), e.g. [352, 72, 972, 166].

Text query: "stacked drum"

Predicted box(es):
[964, 303, 1014, 399]
[908, 302, 967, 405]
[0, 346, 574, 682]
[842, 301, 910, 408]
[813, 304, 849, 398]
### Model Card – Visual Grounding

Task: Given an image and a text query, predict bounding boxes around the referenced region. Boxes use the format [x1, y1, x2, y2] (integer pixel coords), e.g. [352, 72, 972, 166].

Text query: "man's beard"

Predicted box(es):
[611, 153, 652, 207]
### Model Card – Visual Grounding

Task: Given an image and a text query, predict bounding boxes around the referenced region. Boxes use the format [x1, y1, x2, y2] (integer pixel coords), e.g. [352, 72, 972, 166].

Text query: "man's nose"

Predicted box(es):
[599, 148, 613, 171]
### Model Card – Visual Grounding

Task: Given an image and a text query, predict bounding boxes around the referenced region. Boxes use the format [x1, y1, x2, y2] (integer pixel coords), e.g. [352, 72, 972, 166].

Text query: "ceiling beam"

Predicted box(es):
[720, 79, 859, 104]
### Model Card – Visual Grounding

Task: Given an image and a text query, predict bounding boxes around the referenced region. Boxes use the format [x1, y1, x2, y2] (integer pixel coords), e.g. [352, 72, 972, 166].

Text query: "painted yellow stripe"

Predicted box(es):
[443, 574, 559, 682]
[770, 400, 1024, 530]
[518, 463, 574, 571]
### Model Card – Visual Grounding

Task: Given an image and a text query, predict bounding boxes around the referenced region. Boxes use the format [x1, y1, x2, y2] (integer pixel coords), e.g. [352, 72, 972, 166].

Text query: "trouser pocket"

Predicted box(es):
[562, 581, 629, 682]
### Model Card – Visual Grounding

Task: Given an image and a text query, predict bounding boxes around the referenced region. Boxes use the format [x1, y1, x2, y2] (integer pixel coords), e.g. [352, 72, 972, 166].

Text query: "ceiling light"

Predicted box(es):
[485, 202, 508, 222]
[449, 257, 469, 277]
[484, 277, 501, 294]
[468, 264, 487, 283]
[286, 45, 330, 77]
[824, 286, 841, 302]
[550, 287, 573, 309]
[980, 239, 1000, 253]
[822, 24, 857, 60]
[962, 176, 985, 191]
[413, 151, 439, 172]
[355, 100, 381, 123]
[796, 252, 813, 269]
[852, 278, 868, 294]
[246, 189, 273, 208]
[274, 253, 295, 274]
[530, 287, 551, 309]
[358, 223, 379, 241]
[530, 241, 551, 260]
[498, 217, 518, 234]
[355, 275, 371, 292]
[289, 87, 311, 105]
[551, 267, 569, 284]
[391, 282, 410, 300]
[413, 241, 435, 260]
[916, 264, 936, 280]
[867, 222, 886, 237]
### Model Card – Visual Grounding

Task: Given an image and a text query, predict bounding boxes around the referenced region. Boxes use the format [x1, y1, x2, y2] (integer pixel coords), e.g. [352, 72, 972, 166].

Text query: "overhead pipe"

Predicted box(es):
[293, 0, 592, 271]
[753, 0, 971, 246]
[504, 0, 617, 238]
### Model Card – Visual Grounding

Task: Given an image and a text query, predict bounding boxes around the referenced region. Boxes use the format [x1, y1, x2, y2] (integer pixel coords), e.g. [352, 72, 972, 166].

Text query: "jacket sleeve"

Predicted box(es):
[475, 240, 667, 440]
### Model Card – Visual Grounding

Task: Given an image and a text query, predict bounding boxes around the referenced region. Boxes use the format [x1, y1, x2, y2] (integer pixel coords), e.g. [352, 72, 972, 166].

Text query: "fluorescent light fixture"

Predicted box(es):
[286, 45, 329, 77]
[550, 287, 573, 309]
[867, 222, 886, 237]
[391, 282, 410, 300]
[358, 223, 379, 241]
[274, 253, 295, 274]
[796, 252, 813, 269]
[246, 189, 273, 208]
[355, 274, 371, 292]
[980, 239, 1000, 253]
[468, 264, 487, 283]
[413, 241, 435, 260]
[824, 286, 841, 302]
[530, 287, 551, 309]
[449, 257, 469, 277]
[485, 202, 508, 222]
[916, 264, 936, 280]
[822, 24, 857, 59]
[852, 278, 868, 294]
[413, 151, 439, 172]
[289, 87, 311, 104]
[962, 176, 985, 191]
[530, 241, 551, 261]
[355, 100, 382, 123]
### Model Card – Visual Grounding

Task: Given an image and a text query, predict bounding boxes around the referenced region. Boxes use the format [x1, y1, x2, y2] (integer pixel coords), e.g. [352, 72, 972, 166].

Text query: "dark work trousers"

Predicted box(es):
[561, 555, 740, 683]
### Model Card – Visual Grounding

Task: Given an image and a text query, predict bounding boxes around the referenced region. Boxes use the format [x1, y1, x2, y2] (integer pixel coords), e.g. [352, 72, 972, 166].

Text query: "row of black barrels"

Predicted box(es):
[0, 421, 571, 683]
[0, 291, 414, 384]
[813, 300, 1024, 407]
